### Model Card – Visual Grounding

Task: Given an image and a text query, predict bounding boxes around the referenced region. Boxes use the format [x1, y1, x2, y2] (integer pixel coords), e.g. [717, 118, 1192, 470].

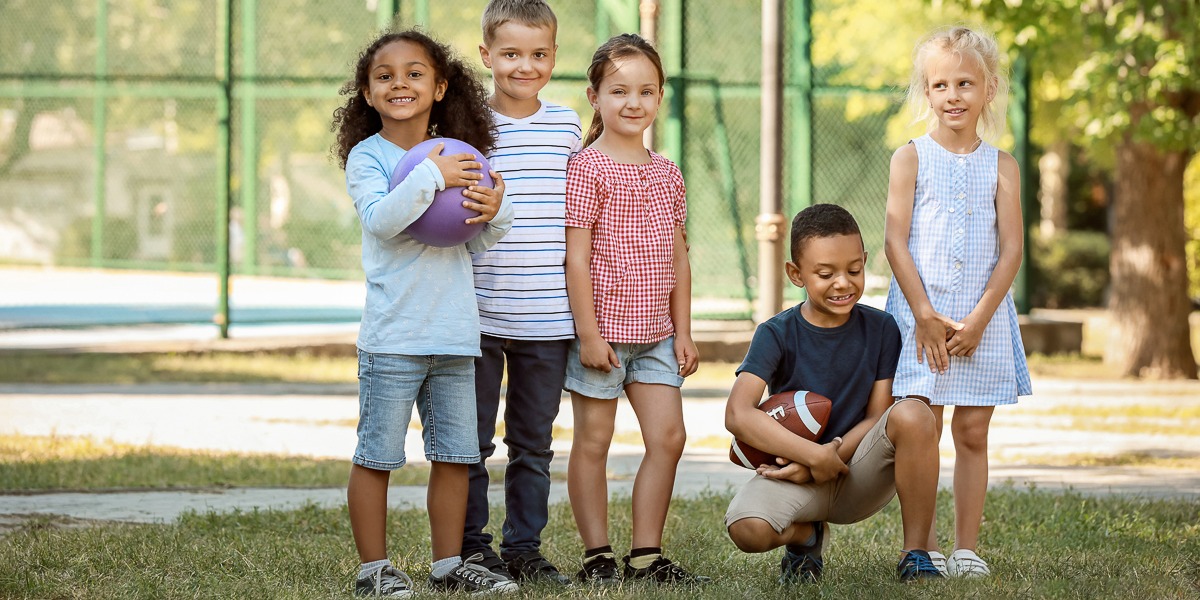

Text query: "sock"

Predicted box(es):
[431, 556, 462, 579]
[358, 558, 391, 578]
[627, 547, 662, 570]
[583, 545, 615, 564]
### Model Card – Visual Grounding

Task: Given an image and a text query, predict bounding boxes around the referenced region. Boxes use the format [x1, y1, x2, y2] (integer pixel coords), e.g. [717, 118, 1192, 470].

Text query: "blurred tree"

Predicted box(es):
[954, 0, 1198, 379]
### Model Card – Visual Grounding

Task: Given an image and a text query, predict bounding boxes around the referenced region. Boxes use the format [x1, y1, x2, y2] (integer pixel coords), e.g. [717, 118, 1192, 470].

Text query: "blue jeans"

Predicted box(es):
[463, 335, 569, 558]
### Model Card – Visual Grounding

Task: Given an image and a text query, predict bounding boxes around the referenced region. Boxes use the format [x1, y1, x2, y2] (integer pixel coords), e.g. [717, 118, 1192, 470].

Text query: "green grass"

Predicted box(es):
[999, 451, 1200, 470]
[0, 350, 354, 385]
[1, 488, 1197, 599]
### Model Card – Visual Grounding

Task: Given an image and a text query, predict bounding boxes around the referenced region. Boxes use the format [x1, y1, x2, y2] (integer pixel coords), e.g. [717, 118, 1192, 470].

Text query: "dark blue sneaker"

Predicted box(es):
[897, 549, 945, 582]
[780, 522, 825, 583]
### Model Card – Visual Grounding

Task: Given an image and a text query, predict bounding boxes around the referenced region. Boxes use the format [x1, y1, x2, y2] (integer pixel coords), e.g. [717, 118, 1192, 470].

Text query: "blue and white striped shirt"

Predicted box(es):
[472, 101, 582, 340]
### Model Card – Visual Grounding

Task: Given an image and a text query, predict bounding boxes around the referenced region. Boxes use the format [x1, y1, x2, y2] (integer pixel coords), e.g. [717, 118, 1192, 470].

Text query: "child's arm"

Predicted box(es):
[946, 152, 1023, 357]
[884, 144, 963, 374]
[669, 227, 699, 377]
[565, 226, 620, 372]
[828, 377, 895, 463]
[725, 372, 848, 484]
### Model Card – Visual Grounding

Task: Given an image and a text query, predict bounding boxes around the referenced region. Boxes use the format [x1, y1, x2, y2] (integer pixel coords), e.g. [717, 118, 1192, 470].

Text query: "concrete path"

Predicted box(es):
[2, 378, 1198, 529]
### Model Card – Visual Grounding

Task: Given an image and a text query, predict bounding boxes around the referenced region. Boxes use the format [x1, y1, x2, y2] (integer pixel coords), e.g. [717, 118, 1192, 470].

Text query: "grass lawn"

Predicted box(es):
[1, 488, 1197, 599]
[0, 350, 1150, 386]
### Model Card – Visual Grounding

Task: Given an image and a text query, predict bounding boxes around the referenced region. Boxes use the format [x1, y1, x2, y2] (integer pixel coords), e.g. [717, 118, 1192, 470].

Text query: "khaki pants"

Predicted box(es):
[724, 398, 922, 533]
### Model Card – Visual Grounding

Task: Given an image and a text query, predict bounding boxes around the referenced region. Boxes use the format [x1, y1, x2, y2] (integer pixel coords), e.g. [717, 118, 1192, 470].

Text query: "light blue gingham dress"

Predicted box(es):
[885, 135, 1032, 406]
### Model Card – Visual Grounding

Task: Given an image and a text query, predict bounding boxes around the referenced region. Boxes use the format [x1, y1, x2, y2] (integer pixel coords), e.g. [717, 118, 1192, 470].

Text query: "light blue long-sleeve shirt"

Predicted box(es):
[347, 133, 513, 356]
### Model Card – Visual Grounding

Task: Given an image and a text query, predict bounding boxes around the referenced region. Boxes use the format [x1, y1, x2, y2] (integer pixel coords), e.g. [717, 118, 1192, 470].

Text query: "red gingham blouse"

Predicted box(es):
[565, 147, 687, 344]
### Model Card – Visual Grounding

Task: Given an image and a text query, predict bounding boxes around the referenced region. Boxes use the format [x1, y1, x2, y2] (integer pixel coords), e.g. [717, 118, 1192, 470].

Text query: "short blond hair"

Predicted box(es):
[481, 0, 558, 46]
[906, 26, 1009, 140]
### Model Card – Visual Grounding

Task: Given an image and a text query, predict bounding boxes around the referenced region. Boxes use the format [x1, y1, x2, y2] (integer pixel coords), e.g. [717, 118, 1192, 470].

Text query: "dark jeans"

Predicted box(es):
[463, 335, 569, 559]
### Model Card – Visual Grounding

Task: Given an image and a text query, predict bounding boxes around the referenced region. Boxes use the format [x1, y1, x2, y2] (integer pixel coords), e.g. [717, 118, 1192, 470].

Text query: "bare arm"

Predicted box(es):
[946, 152, 1024, 356]
[724, 372, 848, 483]
[830, 377, 896, 462]
[884, 144, 962, 374]
[669, 227, 698, 376]
[565, 226, 619, 372]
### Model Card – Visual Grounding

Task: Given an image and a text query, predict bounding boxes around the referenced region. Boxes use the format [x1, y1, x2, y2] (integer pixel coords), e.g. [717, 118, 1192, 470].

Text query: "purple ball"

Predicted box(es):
[388, 137, 492, 247]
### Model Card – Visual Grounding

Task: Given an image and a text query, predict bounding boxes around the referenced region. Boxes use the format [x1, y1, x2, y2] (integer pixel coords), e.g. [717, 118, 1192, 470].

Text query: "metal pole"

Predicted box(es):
[756, 0, 785, 323]
[659, 0, 685, 165]
[639, 0, 657, 150]
[215, 0, 233, 337]
[790, 0, 813, 216]
[376, 0, 396, 30]
[1010, 52, 1033, 314]
[91, 0, 108, 266]
[240, 0, 258, 275]
[414, 0, 430, 26]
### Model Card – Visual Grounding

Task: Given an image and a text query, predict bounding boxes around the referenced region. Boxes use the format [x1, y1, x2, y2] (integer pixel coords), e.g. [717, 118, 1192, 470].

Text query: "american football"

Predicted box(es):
[729, 390, 833, 469]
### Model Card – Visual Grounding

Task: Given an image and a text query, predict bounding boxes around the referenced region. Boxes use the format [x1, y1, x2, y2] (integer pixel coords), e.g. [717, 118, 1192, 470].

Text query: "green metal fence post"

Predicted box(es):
[789, 0, 813, 215]
[240, 0, 258, 275]
[1010, 52, 1032, 314]
[413, 0, 430, 26]
[660, 0, 685, 165]
[377, 0, 397, 30]
[215, 0, 234, 337]
[91, 0, 108, 266]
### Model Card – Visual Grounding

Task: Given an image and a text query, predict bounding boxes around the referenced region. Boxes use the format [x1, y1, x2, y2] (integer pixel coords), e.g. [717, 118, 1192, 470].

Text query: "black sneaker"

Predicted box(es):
[354, 565, 414, 597]
[622, 555, 711, 584]
[505, 551, 571, 585]
[780, 521, 825, 583]
[429, 553, 519, 594]
[576, 554, 620, 585]
[464, 548, 514, 581]
[897, 549, 945, 582]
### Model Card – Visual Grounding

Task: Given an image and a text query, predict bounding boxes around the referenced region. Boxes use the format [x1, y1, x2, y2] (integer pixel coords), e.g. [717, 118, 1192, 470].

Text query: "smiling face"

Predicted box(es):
[923, 49, 990, 135]
[480, 21, 556, 116]
[786, 233, 867, 328]
[586, 54, 663, 143]
[362, 40, 446, 138]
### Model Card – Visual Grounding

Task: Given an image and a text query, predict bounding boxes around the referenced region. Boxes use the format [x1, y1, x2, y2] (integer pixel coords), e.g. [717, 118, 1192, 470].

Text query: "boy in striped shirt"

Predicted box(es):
[463, 0, 582, 587]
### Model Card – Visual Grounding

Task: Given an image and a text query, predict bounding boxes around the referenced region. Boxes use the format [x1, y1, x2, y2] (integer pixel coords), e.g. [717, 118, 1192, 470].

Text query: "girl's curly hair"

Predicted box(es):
[331, 29, 497, 169]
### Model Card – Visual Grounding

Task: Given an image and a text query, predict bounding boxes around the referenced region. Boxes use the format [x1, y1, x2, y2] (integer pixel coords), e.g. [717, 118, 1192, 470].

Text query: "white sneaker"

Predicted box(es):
[946, 549, 990, 578]
[927, 550, 949, 577]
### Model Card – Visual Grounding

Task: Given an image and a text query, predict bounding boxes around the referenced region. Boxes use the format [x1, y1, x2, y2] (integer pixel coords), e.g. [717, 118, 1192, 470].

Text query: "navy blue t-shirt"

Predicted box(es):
[736, 303, 902, 443]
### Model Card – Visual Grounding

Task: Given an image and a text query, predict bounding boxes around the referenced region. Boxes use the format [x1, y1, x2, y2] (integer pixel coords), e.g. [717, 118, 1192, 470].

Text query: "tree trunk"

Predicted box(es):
[1104, 136, 1197, 379]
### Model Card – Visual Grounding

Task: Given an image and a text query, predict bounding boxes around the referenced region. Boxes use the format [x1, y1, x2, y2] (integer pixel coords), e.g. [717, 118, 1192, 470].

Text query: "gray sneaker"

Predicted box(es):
[355, 565, 414, 597]
[428, 553, 519, 595]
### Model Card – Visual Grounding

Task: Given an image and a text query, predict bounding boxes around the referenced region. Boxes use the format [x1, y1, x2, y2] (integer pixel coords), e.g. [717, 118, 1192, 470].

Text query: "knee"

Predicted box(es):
[887, 400, 937, 441]
[645, 425, 686, 460]
[572, 425, 614, 455]
[728, 518, 777, 553]
[953, 423, 990, 454]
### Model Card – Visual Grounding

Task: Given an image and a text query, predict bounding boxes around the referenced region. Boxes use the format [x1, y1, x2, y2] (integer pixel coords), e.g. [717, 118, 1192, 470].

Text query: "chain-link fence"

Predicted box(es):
[0, 0, 1027, 326]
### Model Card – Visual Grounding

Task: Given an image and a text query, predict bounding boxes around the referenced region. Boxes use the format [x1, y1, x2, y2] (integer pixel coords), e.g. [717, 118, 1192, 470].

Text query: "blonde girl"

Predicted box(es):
[884, 25, 1032, 578]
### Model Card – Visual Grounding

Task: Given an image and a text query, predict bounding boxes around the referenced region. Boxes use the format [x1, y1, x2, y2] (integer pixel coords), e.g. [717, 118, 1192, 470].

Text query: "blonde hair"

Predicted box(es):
[906, 26, 1009, 140]
[481, 0, 557, 46]
[583, 33, 666, 147]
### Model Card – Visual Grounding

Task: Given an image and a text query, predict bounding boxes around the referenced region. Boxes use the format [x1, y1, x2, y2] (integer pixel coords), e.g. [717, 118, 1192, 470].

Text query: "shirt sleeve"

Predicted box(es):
[670, 164, 687, 229]
[347, 146, 445, 240]
[565, 153, 601, 229]
[736, 320, 784, 390]
[876, 313, 902, 381]
[568, 110, 584, 157]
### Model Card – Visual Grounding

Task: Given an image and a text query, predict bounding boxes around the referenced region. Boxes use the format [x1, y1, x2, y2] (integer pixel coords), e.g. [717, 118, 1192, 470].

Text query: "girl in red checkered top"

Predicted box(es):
[562, 33, 706, 586]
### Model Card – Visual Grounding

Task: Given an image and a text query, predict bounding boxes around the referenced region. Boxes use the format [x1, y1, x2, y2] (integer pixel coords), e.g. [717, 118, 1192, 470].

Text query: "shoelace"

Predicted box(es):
[651, 558, 691, 580]
[458, 562, 505, 587]
[370, 567, 414, 594]
[905, 553, 939, 575]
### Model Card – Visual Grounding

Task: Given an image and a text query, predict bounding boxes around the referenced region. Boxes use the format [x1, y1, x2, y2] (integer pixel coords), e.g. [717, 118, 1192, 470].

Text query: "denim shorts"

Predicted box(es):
[563, 336, 685, 399]
[353, 351, 480, 470]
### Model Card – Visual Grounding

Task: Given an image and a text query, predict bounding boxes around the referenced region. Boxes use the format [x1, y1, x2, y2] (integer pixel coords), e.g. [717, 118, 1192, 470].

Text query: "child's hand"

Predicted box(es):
[757, 459, 812, 484]
[915, 311, 964, 374]
[461, 171, 505, 224]
[808, 437, 849, 483]
[674, 334, 699, 377]
[425, 142, 485, 189]
[946, 315, 983, 357]
[580, 336, 621, 373]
